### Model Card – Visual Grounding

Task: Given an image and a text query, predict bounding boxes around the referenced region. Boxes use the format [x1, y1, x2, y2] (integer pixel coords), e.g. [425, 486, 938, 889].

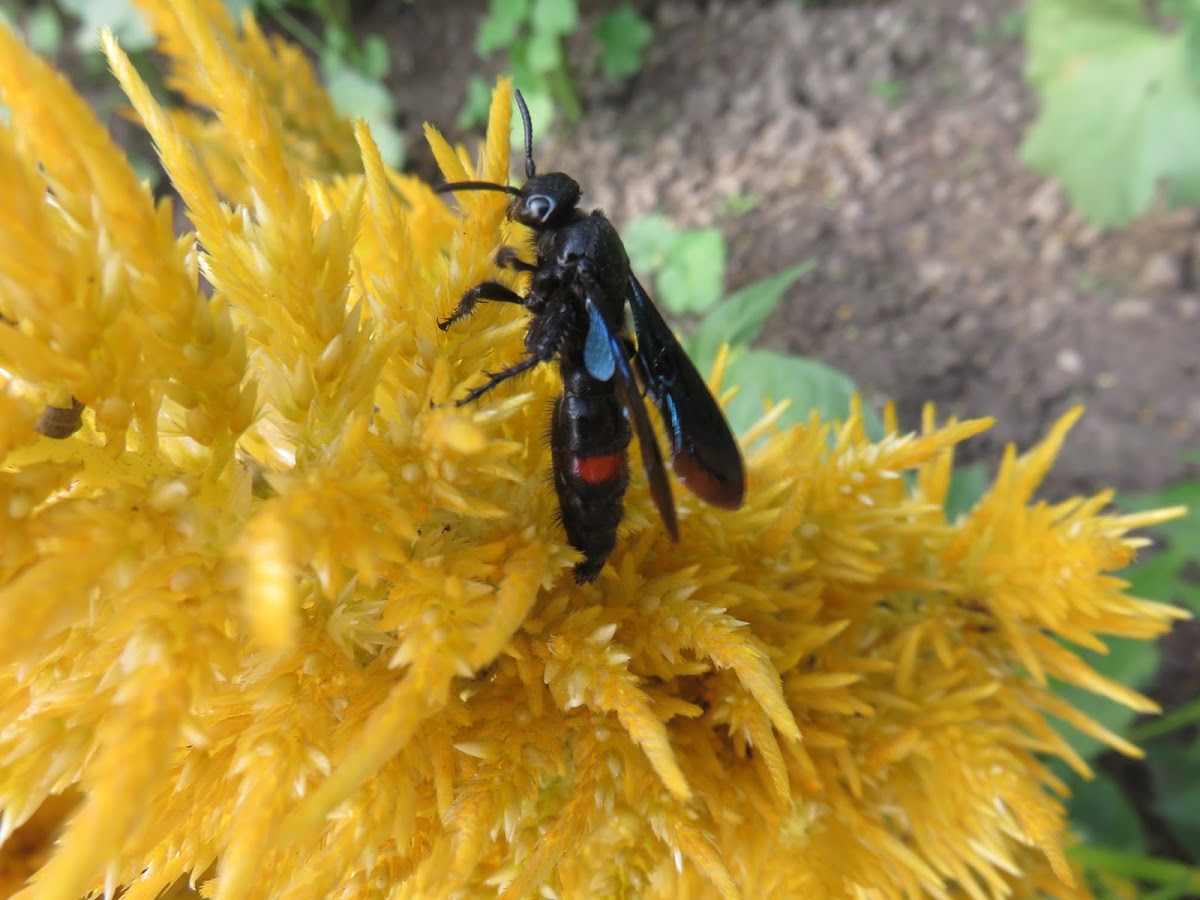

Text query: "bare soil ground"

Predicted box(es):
[384, 0, 1200, 500]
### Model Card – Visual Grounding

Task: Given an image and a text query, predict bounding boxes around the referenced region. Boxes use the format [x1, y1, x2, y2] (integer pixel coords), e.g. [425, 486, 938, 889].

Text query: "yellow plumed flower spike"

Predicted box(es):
[0, 6, 1189, 899]
[0, 25, 251, 467]
[107, 9, 382, 462]
[130, 0, 361, 203]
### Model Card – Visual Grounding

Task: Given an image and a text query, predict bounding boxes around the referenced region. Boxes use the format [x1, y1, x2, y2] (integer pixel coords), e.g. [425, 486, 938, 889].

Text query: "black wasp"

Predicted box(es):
[437, 91, 745, 583]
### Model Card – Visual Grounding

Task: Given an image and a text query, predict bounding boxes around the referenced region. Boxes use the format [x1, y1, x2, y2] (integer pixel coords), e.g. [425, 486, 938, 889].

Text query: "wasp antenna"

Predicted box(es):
[436, 180, 522, 197]
[514, 89, 536, 179]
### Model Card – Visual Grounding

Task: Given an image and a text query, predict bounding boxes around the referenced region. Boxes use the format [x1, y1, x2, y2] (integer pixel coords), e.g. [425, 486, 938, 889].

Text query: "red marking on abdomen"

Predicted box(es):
[573, 452, 626, 485]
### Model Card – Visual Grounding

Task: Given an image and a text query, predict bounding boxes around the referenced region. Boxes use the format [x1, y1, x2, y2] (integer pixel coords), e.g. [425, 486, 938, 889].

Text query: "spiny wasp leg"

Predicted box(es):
[438, 281, 526, 331]
[456, 354, 545, 406]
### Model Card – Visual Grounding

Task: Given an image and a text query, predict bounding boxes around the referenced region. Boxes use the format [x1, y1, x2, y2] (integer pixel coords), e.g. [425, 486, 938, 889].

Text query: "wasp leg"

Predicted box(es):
[495, 246, 537, 273]
[439, 281, 526, 331]
[456, 354, 546, 406]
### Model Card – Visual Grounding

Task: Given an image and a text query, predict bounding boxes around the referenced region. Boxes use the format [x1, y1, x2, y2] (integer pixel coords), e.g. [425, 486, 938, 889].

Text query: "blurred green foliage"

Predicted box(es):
[1024, 0, 1200, 226]
[460, 0, 653, 135]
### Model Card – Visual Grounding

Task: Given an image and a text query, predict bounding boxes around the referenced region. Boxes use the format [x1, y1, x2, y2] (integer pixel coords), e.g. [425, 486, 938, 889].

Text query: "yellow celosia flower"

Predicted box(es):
[0, 4, 1187, 898]
[133, 0, 363, 205]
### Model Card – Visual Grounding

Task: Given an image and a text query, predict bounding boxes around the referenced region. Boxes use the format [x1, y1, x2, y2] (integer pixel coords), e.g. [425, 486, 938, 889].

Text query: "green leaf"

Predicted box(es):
[477, 0, 531, 56]
[658, 227, 725, 315]
[1023, 0, 1200, 226]
[1128, 549, 1200, 612]
[1184, 3, 1200, 87]
[1121, 478, 1200, 514]
[594, 4, 653, 80]
[526, 26, 563, 72]
[1066, 771, 1146, 852]
[324, 22, 351, 57]
[1120, 482, 1200, 612]
[976, 8, 1026, 45]
[943, 461, 990, 520]
[25, 5, 64, 56]
[324, 63, 391, 118]
[688, 262, 813, 371]
[623, 214, 680, 275]
[221, 0, 258, 20]
[368, 119, 405, 169]
[722, 192, 760, 217]
[458, 76, 494, 131]
[1149, 741, 1200, 852]
[1051, 636, 1161, 762]
[1069, 845, 1200, 895]
[543, 55, 582, 123]
[624, 217, 727, 314]
[1130, 696, 1200, 743]
[60, 0, 154, 51]
[128, 152, 162, 192]
[532, 0, 577, 38]
[360, 34, 390, 80]
[323, 64, 403, 166]
[868, 78, 904, 102]
[719, 348, 883, 440]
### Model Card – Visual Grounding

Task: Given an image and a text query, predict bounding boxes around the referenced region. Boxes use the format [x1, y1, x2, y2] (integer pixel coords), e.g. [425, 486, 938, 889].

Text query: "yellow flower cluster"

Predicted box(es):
[0, 3, 1186, 898]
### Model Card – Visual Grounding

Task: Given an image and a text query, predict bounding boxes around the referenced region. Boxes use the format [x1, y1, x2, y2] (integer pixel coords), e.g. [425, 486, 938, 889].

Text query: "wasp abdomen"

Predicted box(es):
[552, 367, 631, 582]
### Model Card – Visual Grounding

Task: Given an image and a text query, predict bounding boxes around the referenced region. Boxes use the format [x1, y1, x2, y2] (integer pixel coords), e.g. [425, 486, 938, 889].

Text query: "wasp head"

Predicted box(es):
[435, 90, 581, 229]
[509, 173, 581, 228]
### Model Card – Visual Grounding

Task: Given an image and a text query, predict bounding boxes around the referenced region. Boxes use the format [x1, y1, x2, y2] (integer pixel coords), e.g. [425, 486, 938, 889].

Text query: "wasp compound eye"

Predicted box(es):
[525, 194, 554, 222]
